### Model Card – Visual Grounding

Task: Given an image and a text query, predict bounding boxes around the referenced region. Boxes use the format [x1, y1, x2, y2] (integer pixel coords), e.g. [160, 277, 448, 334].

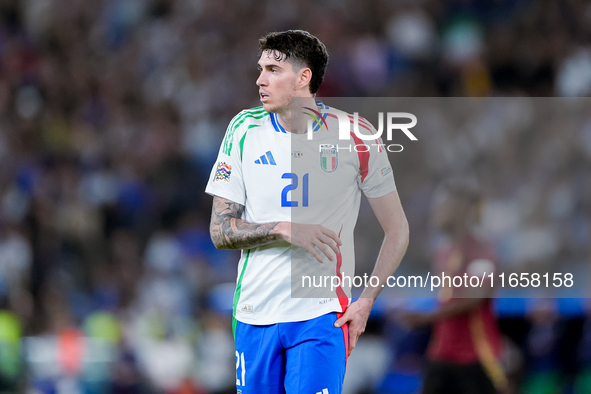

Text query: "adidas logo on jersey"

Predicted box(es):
[316, 389, 329, 394]
[254, 151, 277, 165]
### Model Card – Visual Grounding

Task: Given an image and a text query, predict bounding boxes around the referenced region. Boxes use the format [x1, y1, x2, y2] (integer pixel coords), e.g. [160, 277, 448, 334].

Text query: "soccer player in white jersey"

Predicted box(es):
[206, 30, 409, 394]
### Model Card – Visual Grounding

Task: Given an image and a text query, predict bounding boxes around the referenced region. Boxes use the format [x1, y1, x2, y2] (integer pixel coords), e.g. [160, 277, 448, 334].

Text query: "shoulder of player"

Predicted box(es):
[220, 107, 269, 157]
[227, 106, 270, 135]
[463, 233, 496, 261]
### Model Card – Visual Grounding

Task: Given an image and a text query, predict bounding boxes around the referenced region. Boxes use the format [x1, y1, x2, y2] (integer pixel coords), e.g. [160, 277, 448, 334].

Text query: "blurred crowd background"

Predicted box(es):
[0, 0, 589, 393]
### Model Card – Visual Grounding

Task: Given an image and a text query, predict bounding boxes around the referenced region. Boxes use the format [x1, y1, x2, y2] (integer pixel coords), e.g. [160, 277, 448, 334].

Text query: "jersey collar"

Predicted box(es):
[270, 101, 330, 133]
[270, 113, 287, 133]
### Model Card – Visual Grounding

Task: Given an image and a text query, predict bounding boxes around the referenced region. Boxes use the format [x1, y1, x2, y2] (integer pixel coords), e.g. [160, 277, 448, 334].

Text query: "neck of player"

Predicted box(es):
[277, 96, 318, 134]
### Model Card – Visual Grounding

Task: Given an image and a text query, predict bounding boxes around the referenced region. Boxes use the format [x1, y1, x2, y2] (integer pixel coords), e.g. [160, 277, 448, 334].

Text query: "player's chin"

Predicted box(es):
[261, 101, 275, 112]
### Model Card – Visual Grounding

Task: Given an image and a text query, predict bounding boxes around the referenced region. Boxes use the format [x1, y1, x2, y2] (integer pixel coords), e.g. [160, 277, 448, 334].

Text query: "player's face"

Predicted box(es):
[431, 192, 466, 234]
[256, 50, 300, 114]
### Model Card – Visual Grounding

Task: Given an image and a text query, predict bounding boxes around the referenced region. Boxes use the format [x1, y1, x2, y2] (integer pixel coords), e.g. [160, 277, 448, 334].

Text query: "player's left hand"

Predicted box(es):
[334, 298, 374, 357]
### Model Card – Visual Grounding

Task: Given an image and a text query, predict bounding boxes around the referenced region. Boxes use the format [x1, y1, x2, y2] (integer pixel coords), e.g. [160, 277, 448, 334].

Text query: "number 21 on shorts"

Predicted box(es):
[236, 351, 246, 386]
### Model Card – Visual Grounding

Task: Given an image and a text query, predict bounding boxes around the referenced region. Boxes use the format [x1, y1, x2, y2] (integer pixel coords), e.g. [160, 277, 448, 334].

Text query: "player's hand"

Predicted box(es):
[334, 298, 373, 357]
[272, 222, 342, 263]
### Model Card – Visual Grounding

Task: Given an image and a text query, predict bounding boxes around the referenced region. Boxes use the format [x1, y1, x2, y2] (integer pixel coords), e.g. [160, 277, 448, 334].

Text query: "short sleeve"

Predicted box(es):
[466, 238, 497, 276]
[357, 143, 397, 199]
[205, 116, 246, 205]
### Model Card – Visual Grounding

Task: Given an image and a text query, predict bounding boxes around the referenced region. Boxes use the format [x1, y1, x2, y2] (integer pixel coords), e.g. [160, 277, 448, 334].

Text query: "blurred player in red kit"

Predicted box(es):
[404, 179, 506, 394]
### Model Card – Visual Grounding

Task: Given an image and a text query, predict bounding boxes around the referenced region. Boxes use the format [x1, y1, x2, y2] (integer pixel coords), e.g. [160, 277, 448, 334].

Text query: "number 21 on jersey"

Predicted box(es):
[281, 173, 309, 207]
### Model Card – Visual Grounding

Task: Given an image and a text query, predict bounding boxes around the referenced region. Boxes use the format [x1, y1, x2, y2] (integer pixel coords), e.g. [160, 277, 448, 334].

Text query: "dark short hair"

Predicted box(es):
[436, 178, 482, 205]
[258, 30, 328, 94]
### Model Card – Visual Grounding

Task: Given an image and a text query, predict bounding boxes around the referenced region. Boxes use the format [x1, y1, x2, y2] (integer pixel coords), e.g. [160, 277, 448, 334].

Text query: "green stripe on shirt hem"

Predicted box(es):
[232, 249, 251, 338]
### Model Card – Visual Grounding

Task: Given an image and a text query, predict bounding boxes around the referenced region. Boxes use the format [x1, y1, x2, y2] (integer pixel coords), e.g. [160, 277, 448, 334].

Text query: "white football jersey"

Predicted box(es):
[205, 102, 396, 326]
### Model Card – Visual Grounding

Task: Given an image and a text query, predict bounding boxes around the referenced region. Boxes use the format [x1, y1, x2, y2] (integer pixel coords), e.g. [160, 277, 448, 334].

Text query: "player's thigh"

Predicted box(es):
[235, 320, 285, 394]
[283, 313, 347, 394]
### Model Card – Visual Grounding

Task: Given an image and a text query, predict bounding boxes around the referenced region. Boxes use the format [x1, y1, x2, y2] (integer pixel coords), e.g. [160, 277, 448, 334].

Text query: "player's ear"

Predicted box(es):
[298, 67, 312, 91]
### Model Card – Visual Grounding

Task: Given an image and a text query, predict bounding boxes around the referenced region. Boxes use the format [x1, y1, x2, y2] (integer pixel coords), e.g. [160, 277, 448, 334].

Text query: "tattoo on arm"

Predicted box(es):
[210, 196, 280, 249]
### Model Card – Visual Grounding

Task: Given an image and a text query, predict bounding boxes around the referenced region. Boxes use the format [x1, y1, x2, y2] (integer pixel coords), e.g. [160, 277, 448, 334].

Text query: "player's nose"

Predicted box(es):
[256, 71, 267, 87]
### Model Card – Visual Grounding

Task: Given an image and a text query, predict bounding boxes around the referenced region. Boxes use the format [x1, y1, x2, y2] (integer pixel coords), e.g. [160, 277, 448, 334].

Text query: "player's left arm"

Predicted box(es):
[335, 189, 409, 356]
[402, 297, 487, 328]
[402, 260, 496, 328]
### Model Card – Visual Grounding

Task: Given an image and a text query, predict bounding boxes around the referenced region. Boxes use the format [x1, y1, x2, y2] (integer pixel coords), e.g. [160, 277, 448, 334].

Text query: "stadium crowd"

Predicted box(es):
[0, 0, 589, 392]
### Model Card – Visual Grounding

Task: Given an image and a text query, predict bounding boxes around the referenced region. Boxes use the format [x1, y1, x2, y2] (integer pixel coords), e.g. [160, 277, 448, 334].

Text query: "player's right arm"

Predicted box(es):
[207, 110, 340, 259]
[210, 196, 341, 262]
[210, 196, 280, 249]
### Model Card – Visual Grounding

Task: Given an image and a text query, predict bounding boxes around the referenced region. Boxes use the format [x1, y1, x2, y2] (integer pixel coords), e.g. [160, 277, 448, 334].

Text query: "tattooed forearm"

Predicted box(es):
[210, 196, 281, 249]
